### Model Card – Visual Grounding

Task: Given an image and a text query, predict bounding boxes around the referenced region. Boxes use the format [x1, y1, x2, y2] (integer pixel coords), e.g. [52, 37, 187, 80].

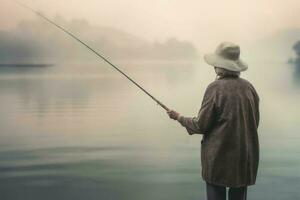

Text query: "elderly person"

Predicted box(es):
[167, 42, 260, 200]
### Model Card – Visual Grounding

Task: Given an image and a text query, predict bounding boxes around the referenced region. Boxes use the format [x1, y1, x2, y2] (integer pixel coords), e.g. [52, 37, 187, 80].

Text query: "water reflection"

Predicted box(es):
[292, 60, 300, 86]
[0, 61, 299, 200]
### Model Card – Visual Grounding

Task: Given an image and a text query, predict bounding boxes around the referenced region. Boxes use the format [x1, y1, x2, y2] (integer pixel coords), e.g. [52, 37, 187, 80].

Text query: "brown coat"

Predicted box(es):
[178, 75, 260, 187]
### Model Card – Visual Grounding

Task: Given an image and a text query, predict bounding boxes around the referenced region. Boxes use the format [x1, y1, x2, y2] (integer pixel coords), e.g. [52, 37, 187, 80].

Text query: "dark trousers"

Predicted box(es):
[206, 182, 247, 200]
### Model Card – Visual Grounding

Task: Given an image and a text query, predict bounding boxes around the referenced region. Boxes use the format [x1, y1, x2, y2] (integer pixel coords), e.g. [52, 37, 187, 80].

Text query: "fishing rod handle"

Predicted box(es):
[157, 101, 169, 111]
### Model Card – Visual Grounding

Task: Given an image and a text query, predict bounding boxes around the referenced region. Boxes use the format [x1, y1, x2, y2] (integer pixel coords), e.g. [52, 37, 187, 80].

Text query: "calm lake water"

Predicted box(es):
[0, 60, 299, 200]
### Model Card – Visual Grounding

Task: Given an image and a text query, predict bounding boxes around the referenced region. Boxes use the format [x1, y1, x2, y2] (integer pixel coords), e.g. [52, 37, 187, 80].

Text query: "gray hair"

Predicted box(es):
[215, 67, 240, 78]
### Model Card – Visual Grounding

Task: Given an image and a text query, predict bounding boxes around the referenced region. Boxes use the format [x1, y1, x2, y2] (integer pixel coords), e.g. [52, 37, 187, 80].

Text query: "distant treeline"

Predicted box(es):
[292, 41, 300, 65]
[0, 16, 198, 64]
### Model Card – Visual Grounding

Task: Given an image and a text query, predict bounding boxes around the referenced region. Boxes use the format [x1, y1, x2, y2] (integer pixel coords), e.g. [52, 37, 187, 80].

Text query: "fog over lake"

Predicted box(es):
[0, 0, 300, 200]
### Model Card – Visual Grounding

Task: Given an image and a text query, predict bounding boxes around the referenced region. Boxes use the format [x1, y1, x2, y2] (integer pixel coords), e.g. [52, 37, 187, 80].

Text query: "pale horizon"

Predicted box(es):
[1, 0, 300, 51]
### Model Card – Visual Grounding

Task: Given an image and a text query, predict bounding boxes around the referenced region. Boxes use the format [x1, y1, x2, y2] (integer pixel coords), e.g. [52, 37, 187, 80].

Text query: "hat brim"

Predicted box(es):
[204, 53, 248, 72]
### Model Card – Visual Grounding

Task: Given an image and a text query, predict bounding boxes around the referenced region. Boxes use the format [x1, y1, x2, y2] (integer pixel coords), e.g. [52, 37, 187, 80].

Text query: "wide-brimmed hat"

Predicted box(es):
[204, 42, 248, 72]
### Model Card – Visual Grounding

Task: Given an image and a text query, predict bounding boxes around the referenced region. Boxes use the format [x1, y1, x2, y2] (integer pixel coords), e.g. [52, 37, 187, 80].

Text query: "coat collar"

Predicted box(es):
[218, 74, 240, 80]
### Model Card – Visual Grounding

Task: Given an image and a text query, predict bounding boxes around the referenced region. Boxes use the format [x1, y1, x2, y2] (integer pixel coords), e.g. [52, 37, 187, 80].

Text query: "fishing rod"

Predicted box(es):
[14, 1, 170, 111]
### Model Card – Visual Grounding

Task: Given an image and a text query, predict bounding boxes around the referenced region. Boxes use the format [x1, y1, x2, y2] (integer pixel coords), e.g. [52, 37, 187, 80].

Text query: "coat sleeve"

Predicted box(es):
[252, 87, 260, 128]
[249, 83, 260, 128]
[178, 85, 217, 135]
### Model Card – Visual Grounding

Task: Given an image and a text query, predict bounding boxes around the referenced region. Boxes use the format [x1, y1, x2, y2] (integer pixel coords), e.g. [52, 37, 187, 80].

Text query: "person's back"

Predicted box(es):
[202, 76, 260, 187]
[167, 42, 260, 200]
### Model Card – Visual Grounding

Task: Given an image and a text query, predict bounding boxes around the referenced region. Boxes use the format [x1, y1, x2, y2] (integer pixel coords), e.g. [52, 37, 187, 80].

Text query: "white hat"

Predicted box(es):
[204, 42, 248, 72]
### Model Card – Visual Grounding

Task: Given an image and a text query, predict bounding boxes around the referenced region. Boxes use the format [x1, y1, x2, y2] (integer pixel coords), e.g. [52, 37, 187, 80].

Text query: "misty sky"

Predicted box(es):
[1, 0, 300, 51]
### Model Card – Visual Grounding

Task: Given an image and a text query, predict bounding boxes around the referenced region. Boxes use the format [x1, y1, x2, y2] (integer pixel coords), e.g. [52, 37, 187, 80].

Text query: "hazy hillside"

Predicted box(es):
[0, 16, 198, 64]
[246, 28, 300, 62]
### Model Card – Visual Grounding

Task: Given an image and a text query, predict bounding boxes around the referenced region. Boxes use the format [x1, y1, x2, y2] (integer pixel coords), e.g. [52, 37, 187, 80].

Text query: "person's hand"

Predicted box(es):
[167, 110, 180, 120]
